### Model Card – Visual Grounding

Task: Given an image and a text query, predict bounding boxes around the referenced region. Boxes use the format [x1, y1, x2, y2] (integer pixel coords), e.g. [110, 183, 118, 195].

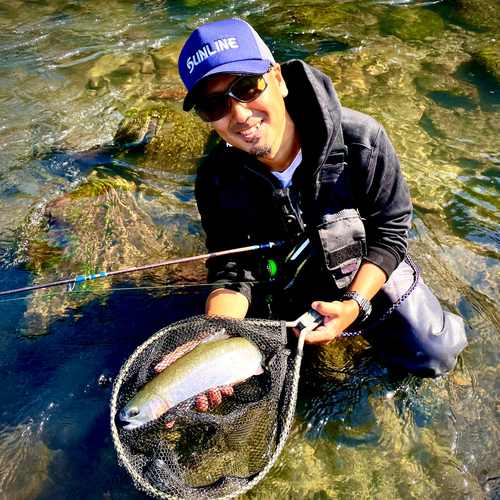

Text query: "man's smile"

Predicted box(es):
[235, 120, 263, 141]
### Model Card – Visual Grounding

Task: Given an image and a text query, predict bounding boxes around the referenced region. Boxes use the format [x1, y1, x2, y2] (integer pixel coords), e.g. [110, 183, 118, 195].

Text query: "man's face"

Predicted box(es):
[201, 65, 291, 161]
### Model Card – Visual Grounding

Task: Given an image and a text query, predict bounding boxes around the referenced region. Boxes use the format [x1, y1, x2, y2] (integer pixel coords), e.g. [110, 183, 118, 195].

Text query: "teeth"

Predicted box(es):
[239, 122, 260, 136]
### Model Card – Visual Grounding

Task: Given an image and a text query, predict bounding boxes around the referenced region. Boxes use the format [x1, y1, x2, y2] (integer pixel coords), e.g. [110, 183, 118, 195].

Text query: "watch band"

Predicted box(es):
[341, 291, 372, 325]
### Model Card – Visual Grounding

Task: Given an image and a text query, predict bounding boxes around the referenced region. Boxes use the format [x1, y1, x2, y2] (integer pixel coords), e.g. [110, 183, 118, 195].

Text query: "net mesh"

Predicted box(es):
[110, 315, 299, 500]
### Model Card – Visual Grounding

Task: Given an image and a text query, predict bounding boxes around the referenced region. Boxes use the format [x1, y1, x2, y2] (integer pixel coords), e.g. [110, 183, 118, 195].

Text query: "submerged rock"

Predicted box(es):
[252, 3, 372, 54]
[85, 52, 159, 90]
[474, 42, 500, 83]
[20, 167, 205, 333]
[17, 101, 215, 334]
[445, 0, 500, 29]
[149, 88, 188, 100]
[243, 374, 483, 500]
[380, 8, 444, 42]
[0, 424, 60, 500]
[113, 106, 216, 173]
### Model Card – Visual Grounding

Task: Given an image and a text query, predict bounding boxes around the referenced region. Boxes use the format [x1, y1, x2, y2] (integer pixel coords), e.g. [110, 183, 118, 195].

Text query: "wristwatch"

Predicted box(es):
[341, 291, 372, 325]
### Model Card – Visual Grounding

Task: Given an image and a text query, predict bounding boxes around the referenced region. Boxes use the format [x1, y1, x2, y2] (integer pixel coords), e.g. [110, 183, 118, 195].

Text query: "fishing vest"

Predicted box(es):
[212, 126, 367, 292]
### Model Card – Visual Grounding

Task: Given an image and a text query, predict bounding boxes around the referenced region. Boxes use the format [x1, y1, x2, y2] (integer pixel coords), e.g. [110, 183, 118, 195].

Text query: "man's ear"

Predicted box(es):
[271, 64, 289, 98]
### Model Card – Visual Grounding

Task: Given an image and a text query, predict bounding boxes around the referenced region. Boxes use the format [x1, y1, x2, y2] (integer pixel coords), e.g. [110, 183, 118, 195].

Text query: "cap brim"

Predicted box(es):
[183, 60, 271, 111]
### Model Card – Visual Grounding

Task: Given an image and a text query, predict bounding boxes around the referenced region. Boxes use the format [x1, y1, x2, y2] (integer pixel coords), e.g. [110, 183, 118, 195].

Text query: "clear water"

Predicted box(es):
[0, 0, 499, 499]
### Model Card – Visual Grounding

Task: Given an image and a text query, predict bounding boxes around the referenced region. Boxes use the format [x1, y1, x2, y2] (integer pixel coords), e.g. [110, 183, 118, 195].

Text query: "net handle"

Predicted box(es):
[285, 309, 324, 350]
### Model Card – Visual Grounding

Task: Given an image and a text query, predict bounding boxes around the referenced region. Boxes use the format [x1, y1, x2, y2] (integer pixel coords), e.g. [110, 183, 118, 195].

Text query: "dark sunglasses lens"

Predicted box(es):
[197, 95, 227, 122]
[196, 75, 267, 121]
[233, 75, 266, 101]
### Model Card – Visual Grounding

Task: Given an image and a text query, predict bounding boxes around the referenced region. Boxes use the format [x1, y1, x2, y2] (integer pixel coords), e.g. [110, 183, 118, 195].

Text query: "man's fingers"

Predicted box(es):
[294, 325, 333, 345]
[304, 327, 333, 345]
[312, 300, 341, 316]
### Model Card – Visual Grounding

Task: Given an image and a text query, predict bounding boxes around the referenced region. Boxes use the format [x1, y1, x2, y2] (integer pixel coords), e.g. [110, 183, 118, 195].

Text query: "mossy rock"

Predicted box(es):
[380, 8, 444, 42]
[474, 41, 500, 83]
[445, 0, 500, 29]
[27, 173, 159, 275]
[113, 106, 216, 173]
[20, 172, 166, 331]
[252, 3, 361, 41]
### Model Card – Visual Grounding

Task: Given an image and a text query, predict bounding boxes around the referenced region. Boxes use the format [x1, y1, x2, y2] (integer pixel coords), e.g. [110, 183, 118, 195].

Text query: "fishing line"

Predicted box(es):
[0, 281, 273, 303]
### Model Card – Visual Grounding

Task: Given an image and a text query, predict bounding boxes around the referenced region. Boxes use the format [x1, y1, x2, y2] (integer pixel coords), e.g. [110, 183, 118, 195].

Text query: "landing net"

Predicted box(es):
[110, 315, 301, 500]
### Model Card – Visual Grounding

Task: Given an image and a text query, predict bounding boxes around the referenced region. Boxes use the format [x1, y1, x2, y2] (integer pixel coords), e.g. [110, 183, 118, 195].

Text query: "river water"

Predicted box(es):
[0, 0, 499, 499]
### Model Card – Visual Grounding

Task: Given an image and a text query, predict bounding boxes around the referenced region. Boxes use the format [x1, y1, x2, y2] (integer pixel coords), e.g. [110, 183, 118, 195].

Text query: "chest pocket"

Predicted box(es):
[316, 208, 366, 290]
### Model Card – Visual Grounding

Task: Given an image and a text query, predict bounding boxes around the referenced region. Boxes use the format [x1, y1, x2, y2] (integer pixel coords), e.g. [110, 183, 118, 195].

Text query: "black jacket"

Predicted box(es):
[195, 60, 412, 310]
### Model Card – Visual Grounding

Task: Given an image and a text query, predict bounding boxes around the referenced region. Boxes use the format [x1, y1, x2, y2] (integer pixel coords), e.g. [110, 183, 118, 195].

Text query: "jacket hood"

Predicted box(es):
[281, 60, 343, 179]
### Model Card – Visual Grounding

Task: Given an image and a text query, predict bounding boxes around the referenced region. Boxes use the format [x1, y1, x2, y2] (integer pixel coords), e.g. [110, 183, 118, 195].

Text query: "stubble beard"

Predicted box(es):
[249, 138, 272, 158]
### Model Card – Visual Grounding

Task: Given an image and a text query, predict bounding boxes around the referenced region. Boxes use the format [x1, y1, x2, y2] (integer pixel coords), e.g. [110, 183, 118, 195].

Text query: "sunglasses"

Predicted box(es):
[195, 74, 268, 122]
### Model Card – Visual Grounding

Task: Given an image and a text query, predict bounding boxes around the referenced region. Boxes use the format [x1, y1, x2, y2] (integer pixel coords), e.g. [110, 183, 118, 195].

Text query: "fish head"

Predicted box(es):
[120, 391, 170, 430]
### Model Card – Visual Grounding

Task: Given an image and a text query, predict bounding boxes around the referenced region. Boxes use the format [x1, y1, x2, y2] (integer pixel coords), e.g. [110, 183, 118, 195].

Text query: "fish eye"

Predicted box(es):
[130, 408, 140, 417]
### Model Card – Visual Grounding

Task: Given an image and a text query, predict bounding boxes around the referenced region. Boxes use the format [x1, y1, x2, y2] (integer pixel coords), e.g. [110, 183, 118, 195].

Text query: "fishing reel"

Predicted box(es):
[256, 233, 312, 290]
[258, 258, 279, 281]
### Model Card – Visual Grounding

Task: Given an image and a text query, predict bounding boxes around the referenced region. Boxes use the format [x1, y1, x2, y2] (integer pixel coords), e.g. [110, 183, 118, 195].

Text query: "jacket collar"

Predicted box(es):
[281, 60, 343, 182]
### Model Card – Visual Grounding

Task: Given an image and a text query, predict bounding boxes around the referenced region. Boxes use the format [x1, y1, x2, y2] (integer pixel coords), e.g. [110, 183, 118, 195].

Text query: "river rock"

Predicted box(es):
[113, 106, 216, 173]
[380, 8, 444, 42]
[21, 173, 165, 332]
[474, 41, 500, 83]
[446, 0, 500, 29]
[251, 3, 369, 53]
[141, 55, 156, 74]
[149, 88, 188, 100]
[150, 41, 183, 71]
[87, 53, 132, 88]
[0, 424, 59, 500]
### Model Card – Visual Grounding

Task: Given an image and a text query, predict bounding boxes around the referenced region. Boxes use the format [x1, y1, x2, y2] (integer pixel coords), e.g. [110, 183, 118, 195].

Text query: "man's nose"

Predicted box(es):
[229, 97, 252, 123]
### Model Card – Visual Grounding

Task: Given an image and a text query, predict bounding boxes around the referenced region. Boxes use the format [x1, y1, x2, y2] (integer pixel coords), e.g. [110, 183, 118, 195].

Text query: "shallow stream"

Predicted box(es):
[0, 1, 499, 499]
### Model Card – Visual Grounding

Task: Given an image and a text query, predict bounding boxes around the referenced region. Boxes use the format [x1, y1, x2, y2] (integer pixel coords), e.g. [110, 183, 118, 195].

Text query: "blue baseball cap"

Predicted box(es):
[179, 19, 276, 111]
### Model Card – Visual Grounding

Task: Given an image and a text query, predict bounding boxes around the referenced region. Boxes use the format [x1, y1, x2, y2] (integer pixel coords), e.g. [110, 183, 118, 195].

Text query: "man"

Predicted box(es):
[178, 18, 467, 377]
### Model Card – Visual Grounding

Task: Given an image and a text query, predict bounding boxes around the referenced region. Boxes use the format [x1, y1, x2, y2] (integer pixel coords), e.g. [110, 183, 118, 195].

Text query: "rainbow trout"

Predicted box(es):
[120, 337, 264, 430]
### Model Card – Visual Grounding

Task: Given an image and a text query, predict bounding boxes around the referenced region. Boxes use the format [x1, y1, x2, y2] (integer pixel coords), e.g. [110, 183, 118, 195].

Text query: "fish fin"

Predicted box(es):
[199, 328, 229, 344]
[254, 364, 265, 376]
[207, 387, 222, 407]
[195, 393, 209, 412]
[220, 385, 234, 397]
[154, 329, 229, 373]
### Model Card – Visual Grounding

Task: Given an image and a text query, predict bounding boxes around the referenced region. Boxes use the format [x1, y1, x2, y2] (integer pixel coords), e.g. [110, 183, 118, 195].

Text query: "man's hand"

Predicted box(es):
[205, 289, 249, 318]
[295, 261, 388, 345]
[294, 299, 360, 345]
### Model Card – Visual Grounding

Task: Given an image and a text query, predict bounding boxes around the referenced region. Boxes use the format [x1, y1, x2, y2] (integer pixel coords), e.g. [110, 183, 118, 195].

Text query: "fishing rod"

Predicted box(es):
[0, 240, 285, 297]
